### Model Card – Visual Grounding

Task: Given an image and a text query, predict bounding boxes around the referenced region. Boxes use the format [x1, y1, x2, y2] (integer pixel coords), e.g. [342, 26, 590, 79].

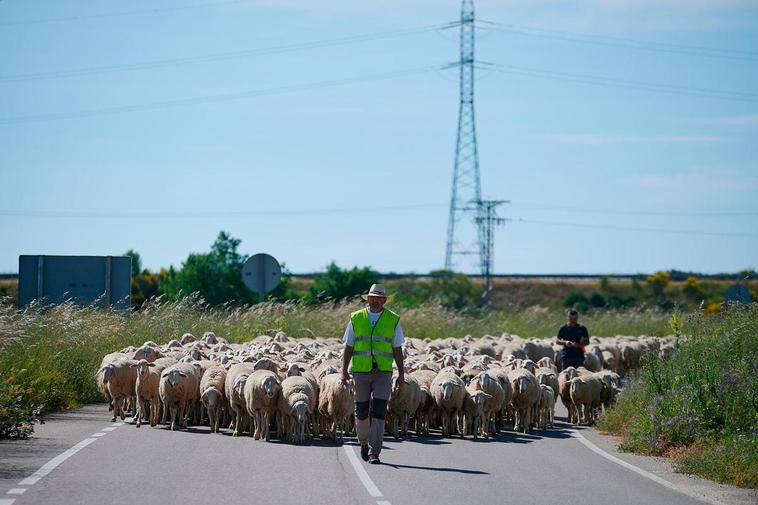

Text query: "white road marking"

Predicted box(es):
[18, 437, 97, 486]
[342, 445, 383, 498]
[570, 430, 729, 505]
[101, 427, 117, 432]
[0, 498, 16, 505]
[6, 489, 26, 495]
[112, 422, 124, 426]
[91, 432, 106, 437]
[377, 501, 392, 505]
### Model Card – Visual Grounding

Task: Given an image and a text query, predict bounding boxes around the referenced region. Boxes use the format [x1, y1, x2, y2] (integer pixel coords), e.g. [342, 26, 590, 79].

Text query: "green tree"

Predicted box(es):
[307, 262, 379, 302]
[160, 231, 257, 306]
[124, 249, 142, 277]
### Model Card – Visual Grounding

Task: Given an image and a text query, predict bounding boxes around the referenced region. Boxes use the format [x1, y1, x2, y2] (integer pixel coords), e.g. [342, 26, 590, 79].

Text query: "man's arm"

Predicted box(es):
[555, 326, 575, 347]
[579, 326, 590, 347]
[341, 345, 353, 385]
[393, 347, 404, 391]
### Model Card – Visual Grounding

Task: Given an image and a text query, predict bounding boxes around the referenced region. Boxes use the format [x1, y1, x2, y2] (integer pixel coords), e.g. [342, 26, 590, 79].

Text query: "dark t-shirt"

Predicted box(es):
[558, 323, 589, 361]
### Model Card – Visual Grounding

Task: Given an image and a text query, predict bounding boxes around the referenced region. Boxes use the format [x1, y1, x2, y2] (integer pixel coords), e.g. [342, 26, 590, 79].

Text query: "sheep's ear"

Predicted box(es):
[178, 371, 187, 377]
[148, 362, 156, 367]
[484, 393, 492, 398]
[298, 366, 306, 372]
[129, 364, 137, 368]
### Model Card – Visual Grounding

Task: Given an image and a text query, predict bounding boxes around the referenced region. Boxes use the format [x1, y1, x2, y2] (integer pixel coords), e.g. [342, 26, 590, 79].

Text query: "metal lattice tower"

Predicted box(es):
[476, 199, 508, 306]
[444, 0, 482, 273]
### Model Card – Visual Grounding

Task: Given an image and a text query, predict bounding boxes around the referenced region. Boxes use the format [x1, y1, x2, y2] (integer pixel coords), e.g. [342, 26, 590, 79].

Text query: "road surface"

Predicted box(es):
[0, 404, 753, 505]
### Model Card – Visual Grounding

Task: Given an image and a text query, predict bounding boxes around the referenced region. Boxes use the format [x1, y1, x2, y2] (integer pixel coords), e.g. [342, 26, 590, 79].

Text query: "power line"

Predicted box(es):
[0, 203, 447, 219]
[0, 22, 458, 83]
[0, 64, 446, 125]
[510, 202, 758, 217]
[480, 62, 758, 102]
[0, 0, 257, 27]
[506, 217, 758, 239]
[476, 19, 758, 62]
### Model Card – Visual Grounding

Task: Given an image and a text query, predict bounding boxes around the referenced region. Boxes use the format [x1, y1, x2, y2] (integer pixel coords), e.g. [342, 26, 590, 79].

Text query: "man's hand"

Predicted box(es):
[394, 374, 405, 392]
[341, 370, 350, 386]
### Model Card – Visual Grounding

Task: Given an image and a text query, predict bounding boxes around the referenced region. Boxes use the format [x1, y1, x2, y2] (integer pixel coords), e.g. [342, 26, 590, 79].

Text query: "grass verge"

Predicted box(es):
[597, 303, 758, 488]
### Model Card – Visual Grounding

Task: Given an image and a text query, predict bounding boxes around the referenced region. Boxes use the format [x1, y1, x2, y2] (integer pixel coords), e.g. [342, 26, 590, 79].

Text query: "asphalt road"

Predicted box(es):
[0, 404, 754, 505]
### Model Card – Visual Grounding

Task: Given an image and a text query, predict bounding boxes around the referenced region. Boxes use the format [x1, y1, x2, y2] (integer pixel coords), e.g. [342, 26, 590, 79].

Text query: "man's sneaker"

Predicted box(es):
[360, 444, 369, 462]
[368, 455, 381, 465]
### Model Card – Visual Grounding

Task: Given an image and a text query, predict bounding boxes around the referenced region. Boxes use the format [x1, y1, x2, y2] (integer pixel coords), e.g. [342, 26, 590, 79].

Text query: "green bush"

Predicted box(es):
[0, 371, 42, 439]
[563, 291, 590, 312]
[306, 262, 379, 302]
[598, 303, 758, 487]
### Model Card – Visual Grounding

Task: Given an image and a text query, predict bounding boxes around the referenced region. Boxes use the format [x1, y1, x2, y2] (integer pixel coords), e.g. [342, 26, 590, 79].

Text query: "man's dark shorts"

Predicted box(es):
[561, 355, 585, 370]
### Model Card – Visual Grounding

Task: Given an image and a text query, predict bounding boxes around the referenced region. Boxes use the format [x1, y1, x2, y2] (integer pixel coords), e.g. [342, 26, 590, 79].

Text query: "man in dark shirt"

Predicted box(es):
[556, 309, 590, 370]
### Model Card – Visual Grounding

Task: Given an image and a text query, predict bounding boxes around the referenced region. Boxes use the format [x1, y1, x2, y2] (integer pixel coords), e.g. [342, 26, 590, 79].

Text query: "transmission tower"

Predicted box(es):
[476, 199, 508, 306]
[444, 0, 481, 273]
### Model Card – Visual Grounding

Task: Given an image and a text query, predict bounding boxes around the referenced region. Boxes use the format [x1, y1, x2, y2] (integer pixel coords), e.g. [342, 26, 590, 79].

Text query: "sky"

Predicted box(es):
[1, 0, 757, 275]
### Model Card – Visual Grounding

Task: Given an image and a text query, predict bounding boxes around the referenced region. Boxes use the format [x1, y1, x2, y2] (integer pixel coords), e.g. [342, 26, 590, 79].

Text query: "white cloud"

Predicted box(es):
[627, 168, 758, 193]
[540, 133, 722, 145]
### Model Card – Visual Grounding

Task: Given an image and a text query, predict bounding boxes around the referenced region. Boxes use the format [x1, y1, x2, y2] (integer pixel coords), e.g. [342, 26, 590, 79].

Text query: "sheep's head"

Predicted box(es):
[136, 359, 155, 377]
[167, 369, 186, 387]
[293, 400, 309, 423]
[520, 360, 537, 374]
[317, 366, 338, 381]
[470, 391, 490, 411]
[285, 363, 306, 377]
[263, 375, 280, 397]
[440, 381, 454, 402]
[478, 371, 491, 389]
[517, 376, 529, 395]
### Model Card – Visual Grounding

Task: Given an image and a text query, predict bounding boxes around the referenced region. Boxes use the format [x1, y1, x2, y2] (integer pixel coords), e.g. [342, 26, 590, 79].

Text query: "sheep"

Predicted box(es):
[558, 366, 579, 424]
[594, 370, 622, 410]
[470, 371, 505, 437]
[538, 384, 556, 429]
[462, 387, 490, 438]
[535, 367, 560, 400]
[582, 351, 602, 372]
[98, 358, 137, 422]
[317, 374, 354, 444]
[224, 363, 257, 436]
[536, 357, 557, 373]
[199, 365, 227, 433]
[244, 369, 282, 441]
[131, 345, 164, 363]
[431, 371, 467, 437]
[131, 359, 166, 428]
[601, 351, 618, 373]
[179, 333, 197, 346]
[569, 374, 605, 425]
[278, 376, 316, 444]
[508, 368, 540, 434]
[159, 363, 201, 431]
[387, 374, 422, 440]
[409, 369, 438, 435]
[96, 352, 129, 411]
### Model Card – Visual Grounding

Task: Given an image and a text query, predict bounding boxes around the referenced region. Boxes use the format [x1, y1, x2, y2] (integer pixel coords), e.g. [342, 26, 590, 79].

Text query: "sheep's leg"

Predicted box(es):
[170, 404, 177, 431]
[231, 404, 241, 437]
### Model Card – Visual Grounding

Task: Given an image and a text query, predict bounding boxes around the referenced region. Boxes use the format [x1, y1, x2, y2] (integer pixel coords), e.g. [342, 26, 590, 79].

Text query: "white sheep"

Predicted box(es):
[244, 369, 281, 441]
[131, 359, 167, 428]
[224, 363, 257, 436]
[508, 368, 540, 433]
[431, 371, 467, 437]
[98, 358, 137, 422]
[278, 375, 316, 444]
[199, 365, 227, 433]
[159, 363, 200, 431]
[538, 383, 556, 429]
[317, 374, 354, 444]
[387, 374, 422, 440]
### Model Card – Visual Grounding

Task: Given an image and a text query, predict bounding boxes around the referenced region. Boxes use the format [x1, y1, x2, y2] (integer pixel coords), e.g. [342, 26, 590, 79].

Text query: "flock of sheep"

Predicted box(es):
[96, 331, 674, 442]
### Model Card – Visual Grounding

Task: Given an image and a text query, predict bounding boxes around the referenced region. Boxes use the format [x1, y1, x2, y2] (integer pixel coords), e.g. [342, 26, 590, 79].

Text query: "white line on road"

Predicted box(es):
[377, 501, 392, 505]
[101, 427, 117, 432]
[342, 444, 383, 498]
[18, 438, 97, 486]
[570, 430, 729, 505]
[0, 498, 16, 505]
[91, 432, 106, 437]
[6, 489, 26, 494]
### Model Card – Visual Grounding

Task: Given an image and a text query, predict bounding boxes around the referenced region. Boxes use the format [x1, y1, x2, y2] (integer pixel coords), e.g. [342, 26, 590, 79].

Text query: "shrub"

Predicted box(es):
[598, 303, 758, 488]
[0, 372, 42, 439]
[563, 291, 590, 312]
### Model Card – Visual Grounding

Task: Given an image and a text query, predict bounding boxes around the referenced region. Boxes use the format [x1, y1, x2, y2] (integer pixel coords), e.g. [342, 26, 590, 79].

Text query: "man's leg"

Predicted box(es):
[368, 371, 392, 460]
[353, 372, 371, 458]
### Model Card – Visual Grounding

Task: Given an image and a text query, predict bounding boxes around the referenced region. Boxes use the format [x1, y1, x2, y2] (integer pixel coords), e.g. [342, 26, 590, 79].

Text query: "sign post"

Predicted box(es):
[242, 253, 282, 302]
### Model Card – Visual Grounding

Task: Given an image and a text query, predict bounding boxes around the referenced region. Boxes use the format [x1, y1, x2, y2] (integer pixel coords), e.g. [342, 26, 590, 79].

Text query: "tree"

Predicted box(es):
[646, 271, 671, 298]
[307, 262, 379, 302]
[160, 231, 257, 306]
[124, 249, 142, 277]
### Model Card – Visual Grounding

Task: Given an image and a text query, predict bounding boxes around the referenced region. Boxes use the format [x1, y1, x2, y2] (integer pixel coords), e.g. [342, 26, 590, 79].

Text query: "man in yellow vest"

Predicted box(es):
[341, 283, 405, 464]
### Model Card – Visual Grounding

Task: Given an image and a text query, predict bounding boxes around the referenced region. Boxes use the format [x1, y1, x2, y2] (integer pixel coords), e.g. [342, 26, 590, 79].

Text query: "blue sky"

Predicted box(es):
[1, 0, 757, 275]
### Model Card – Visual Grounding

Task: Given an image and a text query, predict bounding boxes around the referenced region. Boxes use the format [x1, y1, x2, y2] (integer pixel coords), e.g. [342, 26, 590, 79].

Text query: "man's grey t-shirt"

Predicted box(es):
[343, 308, 405, 348]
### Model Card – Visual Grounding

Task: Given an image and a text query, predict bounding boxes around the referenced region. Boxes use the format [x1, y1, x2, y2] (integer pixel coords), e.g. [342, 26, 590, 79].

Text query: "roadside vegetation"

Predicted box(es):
[597, 303, 758, 488]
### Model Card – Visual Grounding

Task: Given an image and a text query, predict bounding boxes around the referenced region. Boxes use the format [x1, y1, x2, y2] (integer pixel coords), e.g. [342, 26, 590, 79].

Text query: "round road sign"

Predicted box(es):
[242, 253, 282, 301]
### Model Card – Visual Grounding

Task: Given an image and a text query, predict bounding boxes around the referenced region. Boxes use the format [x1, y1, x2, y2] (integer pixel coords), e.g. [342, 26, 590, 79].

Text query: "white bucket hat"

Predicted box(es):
[361, 283, 390, 301]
